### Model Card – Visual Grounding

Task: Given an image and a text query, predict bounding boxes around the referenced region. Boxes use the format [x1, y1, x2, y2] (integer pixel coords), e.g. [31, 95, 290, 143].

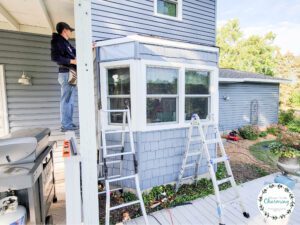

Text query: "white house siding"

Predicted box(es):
[219, 83, 280, 131]
[0, 30, 79, 185]
[91, 0, 216, 46]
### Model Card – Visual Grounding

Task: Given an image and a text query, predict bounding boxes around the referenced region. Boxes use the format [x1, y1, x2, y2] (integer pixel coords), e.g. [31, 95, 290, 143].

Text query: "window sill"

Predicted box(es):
[106, 119, 212, 132]
[153, 12, 183, 21]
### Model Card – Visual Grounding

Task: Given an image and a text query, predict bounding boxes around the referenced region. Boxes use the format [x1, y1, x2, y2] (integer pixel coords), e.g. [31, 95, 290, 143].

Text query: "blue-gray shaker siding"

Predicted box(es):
[106, 128, 216, 190]
[91, 0, 216, 46]
[219, 83, 280, 131]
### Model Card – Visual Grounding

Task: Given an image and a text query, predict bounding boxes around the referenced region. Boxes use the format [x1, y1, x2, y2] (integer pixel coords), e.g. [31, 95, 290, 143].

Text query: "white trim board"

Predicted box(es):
[0, 65, 9, 136]
[95, 34, 219, 53]
[74, 0, 99, 224]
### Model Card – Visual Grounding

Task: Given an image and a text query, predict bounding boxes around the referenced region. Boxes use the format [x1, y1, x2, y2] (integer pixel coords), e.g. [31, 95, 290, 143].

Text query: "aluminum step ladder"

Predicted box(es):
[97, 108, 149, 225]
[176, 114, 250, 225]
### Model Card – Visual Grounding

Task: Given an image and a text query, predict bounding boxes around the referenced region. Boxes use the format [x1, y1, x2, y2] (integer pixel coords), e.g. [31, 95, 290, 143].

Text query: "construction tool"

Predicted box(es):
[98, 107, 149, 225]
[176, 114, 250, 225]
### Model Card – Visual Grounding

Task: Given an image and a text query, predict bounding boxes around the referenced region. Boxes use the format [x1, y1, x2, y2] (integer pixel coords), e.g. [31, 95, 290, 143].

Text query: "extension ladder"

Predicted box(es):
[176, 114, 250, 225]
[97, 108, 149, 225]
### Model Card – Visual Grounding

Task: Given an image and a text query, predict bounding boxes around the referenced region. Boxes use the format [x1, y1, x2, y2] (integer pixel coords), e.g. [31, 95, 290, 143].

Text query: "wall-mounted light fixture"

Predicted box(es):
[18, 72, 32, 85]
[223, 95, 230, 101]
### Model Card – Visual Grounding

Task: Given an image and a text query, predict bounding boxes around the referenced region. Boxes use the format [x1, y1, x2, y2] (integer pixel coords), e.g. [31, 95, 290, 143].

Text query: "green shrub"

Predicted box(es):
[269, 142, 300, 158]
[266, 125, 282, 136]
[238, 125, 259, 140]
[289, 92, 300, 107]
[287, 119, 300, 133]
[279, 109, 295, 125]
[259, 131, 268, 137]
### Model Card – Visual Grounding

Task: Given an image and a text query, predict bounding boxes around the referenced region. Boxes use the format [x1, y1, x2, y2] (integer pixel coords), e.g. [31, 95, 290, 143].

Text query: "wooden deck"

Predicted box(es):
[127, 173, 300, 225]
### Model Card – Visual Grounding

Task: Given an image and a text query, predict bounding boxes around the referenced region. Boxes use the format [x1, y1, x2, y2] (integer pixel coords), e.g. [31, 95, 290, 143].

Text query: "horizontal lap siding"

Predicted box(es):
[0, 30, 79, 184]
[219, 83, 279, 131]
[91, 0, 216, 46]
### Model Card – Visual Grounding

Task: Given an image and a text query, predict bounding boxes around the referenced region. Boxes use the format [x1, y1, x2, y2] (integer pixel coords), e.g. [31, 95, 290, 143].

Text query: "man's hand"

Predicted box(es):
[70, 59, 77, 65]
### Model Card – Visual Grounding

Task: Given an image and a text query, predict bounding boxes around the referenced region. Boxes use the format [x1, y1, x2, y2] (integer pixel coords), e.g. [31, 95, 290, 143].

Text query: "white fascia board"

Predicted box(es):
[96, 34, 219, 53]
[219, 78, 290, 84]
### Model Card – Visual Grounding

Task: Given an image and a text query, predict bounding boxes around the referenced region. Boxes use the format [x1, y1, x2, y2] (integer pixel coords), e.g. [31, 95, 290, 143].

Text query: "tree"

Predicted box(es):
[217, 19, 278, 76]
[217, 19, 300, 110]
[276, 53, 300, 109]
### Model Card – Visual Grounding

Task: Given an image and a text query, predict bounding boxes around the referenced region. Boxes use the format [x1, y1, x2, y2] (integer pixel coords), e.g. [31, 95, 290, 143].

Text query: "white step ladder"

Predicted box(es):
[176, 114, 250, 225]
[98, 108, 149, 225]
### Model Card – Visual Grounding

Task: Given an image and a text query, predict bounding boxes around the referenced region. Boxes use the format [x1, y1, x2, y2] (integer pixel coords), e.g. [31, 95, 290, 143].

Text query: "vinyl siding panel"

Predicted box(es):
[91, 0, 216, 46]
[0, 30, 79, 184]
[219, 83, 280, 131]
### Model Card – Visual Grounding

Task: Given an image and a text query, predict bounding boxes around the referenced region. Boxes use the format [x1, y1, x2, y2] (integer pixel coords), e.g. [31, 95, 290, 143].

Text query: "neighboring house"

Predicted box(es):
[0, 0, 286, 190]
[219, 69, 287, 131]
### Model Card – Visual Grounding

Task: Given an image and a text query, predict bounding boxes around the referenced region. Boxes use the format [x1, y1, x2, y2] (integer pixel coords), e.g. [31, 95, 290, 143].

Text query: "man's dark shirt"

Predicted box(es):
[51, 33, 76, 73]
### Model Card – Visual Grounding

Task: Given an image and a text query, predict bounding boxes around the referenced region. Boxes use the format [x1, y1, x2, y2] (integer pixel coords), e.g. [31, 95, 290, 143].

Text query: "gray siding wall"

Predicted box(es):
[0, 30, 79, 184]
[219, 83, 280, 131]
[106, 128, 216, 190]
[91, 0, 216, 46]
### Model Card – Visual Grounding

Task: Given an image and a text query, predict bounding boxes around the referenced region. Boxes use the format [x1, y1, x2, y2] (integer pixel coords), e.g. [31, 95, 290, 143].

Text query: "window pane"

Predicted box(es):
[185, 70, 210, 94]
[158, 0, 177, 17]
[107, 67, 130, 95]
[109, 98, 130, 123]
[147, 98, 177, 123]
[147, 67, 178, 94]
[185, 97, 208, 120]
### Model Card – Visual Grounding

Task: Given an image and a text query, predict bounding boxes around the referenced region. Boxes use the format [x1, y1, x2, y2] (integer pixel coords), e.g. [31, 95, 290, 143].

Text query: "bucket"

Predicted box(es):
[0, 205, 26, 225]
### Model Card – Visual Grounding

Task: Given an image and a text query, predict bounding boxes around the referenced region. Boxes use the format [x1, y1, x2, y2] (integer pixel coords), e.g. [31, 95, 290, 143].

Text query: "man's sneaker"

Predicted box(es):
[71, 124, 79, 129]
[61, 126, 79, 132]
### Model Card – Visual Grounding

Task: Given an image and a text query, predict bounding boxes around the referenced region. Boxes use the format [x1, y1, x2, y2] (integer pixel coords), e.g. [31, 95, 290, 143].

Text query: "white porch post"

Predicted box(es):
[74, 0, 99, 224]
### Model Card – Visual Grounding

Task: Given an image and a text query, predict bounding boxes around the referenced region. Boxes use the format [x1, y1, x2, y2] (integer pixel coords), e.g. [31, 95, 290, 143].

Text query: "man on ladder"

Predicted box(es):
[176, 114, 250, 225]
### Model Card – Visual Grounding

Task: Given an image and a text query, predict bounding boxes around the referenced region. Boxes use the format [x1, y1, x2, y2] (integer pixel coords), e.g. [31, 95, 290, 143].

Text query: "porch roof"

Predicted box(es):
[219, 68, 290, 84]
[0, 0, 74, 36]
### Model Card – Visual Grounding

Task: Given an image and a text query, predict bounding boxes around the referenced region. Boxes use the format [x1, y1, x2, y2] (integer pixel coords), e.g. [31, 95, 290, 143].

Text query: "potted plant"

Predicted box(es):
[269, 133, 300, 174]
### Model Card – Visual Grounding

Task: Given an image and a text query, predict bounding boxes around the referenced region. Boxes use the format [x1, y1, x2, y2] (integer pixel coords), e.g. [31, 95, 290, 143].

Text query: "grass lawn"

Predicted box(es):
[249, 140, 279, 168]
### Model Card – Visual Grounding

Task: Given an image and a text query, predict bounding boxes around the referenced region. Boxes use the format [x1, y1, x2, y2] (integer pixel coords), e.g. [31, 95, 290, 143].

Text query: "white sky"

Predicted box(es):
[217, 0, 300, 56]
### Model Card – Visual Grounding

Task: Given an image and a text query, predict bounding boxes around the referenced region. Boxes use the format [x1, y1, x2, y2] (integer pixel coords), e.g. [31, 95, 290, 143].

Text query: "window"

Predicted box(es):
[185, 70, 210, 120]
[155, 0, 182, 20]
[107, 67, 130, 123]
[146, 67, 178, 123]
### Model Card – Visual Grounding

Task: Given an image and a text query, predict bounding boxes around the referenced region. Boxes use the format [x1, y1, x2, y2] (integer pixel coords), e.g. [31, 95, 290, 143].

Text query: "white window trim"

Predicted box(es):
[106, 66, 131, 124]
[146, 65, 180, 125]
[100, 60, 135, 128]
[154, 0, 183, 21]
[184, 69, 212, 121]
[141, 60, 219, 131]
[100, 59, 219, 132]
[0, 65, 9, 136]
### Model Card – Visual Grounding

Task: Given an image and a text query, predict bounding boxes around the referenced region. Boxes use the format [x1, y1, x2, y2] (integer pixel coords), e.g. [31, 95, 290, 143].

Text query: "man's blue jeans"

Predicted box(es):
[58, 73, 76, 129]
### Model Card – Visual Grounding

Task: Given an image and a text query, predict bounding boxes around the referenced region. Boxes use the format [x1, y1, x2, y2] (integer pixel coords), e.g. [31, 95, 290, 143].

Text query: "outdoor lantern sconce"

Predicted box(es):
[18, 71, 32, 85]
[223, 95, 230, 101]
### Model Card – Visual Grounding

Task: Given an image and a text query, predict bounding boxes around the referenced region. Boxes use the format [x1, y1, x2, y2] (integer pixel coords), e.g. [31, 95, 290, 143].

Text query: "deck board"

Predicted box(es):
[126, 173, 300, 225]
